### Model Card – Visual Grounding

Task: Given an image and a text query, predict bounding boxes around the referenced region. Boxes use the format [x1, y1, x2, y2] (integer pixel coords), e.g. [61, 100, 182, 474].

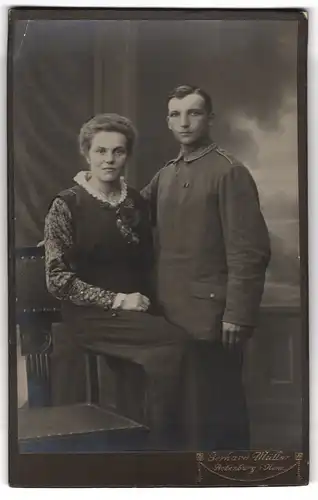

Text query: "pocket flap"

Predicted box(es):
[190, 282, 226, 300]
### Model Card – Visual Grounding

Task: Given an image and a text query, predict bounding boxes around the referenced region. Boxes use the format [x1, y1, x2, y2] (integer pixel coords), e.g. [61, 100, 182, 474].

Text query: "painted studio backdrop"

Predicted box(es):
[13, 19, 302, 449]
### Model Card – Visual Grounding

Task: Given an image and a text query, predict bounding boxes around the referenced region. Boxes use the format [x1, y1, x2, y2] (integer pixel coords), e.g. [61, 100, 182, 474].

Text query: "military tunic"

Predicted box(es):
[142, 141, 270, 340]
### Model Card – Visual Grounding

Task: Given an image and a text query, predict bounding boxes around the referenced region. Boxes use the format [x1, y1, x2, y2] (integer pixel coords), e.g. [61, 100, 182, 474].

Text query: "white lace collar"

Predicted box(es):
[74, 171, 127, 207]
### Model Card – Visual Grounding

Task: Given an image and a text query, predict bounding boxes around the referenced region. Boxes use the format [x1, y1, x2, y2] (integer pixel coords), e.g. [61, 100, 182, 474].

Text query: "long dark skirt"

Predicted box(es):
[62, 303, 189, 449]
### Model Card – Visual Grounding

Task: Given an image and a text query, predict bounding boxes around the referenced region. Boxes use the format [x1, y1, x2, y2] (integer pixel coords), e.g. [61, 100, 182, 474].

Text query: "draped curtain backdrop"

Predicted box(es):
[12, 19, 300, 306]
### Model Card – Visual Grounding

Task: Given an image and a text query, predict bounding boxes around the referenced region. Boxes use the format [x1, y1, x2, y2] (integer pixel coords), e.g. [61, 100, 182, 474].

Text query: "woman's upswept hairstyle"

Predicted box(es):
[167, 84, 213, 115]
[79, 113, 137, 157]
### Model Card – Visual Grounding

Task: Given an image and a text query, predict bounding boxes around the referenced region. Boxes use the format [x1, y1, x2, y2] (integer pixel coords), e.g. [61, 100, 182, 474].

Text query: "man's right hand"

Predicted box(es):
[120, 292, 150, 312]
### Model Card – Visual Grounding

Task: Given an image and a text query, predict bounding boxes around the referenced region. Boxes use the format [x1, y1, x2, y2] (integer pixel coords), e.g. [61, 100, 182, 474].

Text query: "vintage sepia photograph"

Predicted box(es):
[8, 8, 308, 487]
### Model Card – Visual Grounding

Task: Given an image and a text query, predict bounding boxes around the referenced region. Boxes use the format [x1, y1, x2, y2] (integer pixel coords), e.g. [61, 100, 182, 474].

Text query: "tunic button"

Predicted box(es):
[210, 293, 215, 299]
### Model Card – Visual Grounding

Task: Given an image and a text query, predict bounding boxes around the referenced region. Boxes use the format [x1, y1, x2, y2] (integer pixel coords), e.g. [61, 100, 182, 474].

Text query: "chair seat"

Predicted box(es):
[18, 404, 149, 453]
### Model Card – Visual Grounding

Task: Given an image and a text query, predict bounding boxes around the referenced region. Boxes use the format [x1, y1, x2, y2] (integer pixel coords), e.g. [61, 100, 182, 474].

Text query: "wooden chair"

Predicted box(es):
[15, 246, 148, 452]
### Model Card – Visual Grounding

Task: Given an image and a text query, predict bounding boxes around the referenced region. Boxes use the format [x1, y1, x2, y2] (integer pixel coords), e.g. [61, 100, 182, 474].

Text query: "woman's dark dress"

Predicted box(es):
[44, 182, 189, 448]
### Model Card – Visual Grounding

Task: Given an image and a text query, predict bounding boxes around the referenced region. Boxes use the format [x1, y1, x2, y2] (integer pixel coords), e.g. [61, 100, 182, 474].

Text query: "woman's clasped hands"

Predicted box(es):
[119, 292, 150, 312]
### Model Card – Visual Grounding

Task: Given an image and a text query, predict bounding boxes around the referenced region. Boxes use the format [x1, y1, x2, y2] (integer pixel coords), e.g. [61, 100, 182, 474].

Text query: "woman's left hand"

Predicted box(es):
[137, 294, 150, 312]
[120, 292, 150, 312]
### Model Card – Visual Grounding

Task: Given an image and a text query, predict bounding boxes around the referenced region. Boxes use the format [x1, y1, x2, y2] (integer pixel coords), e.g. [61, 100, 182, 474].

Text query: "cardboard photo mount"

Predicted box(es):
[8, 7, 309, 487]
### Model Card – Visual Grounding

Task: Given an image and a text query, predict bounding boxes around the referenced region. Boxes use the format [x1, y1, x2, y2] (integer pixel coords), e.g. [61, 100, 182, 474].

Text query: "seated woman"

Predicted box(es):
[44, 113, 189, 450]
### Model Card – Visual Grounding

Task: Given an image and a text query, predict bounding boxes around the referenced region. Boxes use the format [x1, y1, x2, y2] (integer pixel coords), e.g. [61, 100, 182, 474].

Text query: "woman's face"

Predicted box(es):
[86, 130, 128, 183]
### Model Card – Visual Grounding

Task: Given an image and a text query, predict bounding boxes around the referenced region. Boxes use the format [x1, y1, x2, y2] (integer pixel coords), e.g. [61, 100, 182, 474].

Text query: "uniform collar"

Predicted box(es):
[174, 140, 217, 164]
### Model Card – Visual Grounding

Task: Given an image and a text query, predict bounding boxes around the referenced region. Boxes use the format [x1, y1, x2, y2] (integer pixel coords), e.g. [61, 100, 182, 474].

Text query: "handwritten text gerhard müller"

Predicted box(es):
[207, 451, 290, 462]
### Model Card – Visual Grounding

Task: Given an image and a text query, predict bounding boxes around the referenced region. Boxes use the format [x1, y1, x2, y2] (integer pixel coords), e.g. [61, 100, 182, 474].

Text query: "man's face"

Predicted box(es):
[86, 131, 128, 183]
[167, 93, 212, 146]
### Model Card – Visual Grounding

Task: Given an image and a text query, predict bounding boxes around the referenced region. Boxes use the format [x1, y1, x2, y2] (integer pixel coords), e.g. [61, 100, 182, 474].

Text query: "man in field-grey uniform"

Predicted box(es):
[141, 84, 271, 450]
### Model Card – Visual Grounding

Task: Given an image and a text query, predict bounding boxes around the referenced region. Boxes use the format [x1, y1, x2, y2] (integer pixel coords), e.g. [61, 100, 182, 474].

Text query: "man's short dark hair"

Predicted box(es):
[79, 113, 137, 157]
[167, 85, 213, 115]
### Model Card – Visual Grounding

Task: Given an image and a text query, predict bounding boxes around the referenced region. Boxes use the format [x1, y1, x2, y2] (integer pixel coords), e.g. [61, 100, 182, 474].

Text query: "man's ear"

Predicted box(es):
[166, 115, 172, 130]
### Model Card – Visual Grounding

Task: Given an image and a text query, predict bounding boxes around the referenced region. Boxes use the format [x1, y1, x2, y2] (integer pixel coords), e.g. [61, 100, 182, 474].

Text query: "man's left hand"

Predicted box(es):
[221, 322, 253, 348]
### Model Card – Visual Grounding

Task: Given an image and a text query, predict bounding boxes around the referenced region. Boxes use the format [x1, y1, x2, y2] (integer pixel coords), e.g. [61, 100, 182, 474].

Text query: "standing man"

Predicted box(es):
[141, 84, 271, 450]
